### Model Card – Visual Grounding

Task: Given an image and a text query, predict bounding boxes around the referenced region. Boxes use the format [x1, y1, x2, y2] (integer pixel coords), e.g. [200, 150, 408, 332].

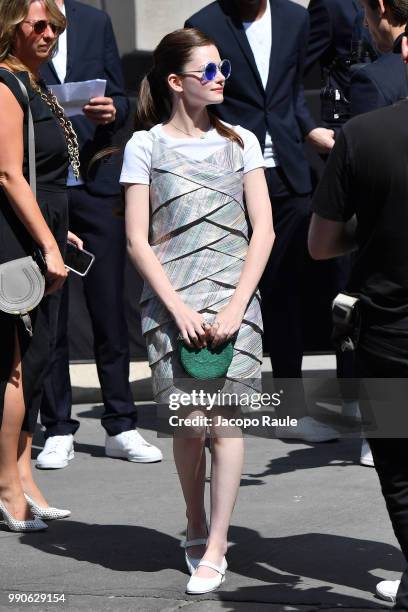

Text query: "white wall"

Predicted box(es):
[80, 0, 310, 53]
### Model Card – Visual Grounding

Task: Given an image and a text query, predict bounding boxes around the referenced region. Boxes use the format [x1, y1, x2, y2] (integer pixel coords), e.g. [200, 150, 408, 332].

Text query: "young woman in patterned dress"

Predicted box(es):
[121, 28, 274, 594]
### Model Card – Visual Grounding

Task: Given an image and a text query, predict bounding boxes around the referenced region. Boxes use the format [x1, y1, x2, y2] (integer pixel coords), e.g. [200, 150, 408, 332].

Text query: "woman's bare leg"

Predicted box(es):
[173, 413, 208, 559]
[0, 329, 34, 520]
[194, 418, 244, 579]
[18, 432, 49, 507]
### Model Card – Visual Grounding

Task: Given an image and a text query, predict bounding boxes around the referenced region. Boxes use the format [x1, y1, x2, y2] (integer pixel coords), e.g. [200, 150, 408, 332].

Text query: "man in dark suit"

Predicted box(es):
[306, 0, 376, 112]
[36, 0, 162, 468]
[350, 0, 408, 118]
[186, 0, 340, 441]
[307, 0, 361, 93]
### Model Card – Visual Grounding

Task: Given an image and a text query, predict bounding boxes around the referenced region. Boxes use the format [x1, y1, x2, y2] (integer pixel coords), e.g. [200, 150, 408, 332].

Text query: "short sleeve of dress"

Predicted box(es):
[120, 130, 153, 186]
[235, 126, 265, 174]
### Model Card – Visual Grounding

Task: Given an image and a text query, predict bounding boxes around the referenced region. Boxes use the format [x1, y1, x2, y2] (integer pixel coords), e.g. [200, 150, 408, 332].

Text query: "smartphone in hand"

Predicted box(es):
[65, 241, 95, 276]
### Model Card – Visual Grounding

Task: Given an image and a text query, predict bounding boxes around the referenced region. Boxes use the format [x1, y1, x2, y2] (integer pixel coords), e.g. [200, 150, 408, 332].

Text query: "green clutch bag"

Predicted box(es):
[178, 338, 234, 380]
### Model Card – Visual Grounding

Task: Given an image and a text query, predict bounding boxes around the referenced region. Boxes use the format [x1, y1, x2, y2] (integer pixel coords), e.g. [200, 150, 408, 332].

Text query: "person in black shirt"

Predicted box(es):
[309, 34, 408, 611]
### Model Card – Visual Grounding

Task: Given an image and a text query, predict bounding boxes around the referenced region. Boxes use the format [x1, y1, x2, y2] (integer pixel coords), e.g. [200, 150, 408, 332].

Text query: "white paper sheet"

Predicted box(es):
[49, 79, 107, 117]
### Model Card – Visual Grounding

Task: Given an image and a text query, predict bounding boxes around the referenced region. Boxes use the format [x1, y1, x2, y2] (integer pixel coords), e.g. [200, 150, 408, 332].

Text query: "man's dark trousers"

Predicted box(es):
[40, 186, 137, 438]
[357, 348, 408, 611]
[262, 167, 311, 379]
[39, 0, 133, 439]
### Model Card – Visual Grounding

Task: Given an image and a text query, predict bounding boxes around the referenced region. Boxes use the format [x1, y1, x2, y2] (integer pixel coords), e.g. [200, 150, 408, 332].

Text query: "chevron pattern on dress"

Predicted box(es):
[142, 136, 264, 401]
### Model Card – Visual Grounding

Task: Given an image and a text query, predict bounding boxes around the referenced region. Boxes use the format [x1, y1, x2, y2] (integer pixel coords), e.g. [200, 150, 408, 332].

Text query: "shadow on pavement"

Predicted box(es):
[19, 523, 401, 608]
[19, 523, 182, 573]
[244, 438, 360, 480]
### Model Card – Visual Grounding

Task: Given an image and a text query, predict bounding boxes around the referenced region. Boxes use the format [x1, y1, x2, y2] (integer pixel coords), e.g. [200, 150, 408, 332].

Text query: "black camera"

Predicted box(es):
[320, 38, 376, 125]
[321, 82, 350, 124]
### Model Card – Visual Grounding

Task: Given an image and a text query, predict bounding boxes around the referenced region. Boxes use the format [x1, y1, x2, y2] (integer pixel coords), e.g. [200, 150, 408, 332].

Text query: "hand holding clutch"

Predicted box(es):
[178, 336, 234, 380]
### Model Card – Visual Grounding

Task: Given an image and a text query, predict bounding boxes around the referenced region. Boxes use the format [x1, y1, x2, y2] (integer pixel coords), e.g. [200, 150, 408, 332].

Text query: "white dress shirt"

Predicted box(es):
[243, 1, 279, 167]
[52, 2, 84, 186]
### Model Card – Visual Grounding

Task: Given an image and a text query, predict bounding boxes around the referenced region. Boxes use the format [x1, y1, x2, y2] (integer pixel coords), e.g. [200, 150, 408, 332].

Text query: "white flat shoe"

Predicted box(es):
[181, 536, 208, 574]
[0, 499, 48, 532]
[186, 557, 227, 594]
[24, 494, 71, 520]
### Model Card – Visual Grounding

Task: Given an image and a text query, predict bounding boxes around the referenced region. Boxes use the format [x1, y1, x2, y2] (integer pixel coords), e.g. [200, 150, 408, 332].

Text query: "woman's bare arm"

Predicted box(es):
[0, 83, 67, 292]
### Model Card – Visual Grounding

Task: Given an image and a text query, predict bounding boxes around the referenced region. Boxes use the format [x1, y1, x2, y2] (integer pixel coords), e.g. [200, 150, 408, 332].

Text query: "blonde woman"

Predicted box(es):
[0, 0, 80, 530]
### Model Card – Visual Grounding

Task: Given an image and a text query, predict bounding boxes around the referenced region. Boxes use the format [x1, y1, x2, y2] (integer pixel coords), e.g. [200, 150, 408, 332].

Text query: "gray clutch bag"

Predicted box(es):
[0, 69, 45, 337]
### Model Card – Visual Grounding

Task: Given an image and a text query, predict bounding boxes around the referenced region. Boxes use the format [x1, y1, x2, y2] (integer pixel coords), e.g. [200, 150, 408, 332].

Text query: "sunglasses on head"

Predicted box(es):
[22, 19, 62, 35]
[179, 59, 232, 82]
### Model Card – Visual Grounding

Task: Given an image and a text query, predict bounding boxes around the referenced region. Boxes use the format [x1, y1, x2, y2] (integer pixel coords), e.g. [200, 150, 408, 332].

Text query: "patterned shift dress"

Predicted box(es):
[121, 125, 264, 405]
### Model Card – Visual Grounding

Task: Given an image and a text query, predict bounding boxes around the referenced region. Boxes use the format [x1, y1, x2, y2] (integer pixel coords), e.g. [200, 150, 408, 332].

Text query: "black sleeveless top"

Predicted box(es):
[0, 69, 69, 264]
[0, 70, 69, 192]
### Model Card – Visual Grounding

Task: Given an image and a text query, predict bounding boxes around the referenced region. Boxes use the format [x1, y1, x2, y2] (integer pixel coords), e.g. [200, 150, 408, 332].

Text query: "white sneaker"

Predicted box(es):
[360, 439, 374, 467]
[105, 429, 162, 463]
[35, 435, 74, 469]
[376, 579, 400, 603]
[276, 416, 339, 443]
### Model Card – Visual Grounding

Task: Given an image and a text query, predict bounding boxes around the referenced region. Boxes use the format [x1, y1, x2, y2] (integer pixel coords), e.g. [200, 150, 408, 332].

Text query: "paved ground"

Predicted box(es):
[0, 357, 402, 611]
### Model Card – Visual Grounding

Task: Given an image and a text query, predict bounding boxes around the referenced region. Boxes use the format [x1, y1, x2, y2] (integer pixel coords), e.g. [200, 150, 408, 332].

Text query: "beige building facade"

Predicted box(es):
[80, 0, 309, 55]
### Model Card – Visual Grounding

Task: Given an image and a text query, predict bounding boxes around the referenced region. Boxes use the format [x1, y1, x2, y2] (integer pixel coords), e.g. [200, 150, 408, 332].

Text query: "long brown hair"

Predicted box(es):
[135, 28, 244, 147]
[0, 0, 66, 84]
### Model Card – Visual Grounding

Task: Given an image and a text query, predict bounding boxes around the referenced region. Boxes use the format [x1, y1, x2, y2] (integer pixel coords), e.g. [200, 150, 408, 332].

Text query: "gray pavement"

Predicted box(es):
[0, 358, 402, 612]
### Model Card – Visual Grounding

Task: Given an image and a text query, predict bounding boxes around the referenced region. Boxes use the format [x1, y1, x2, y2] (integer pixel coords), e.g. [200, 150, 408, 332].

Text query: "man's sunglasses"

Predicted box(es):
[179, 59, 232, 82]
[22, 20, 63, 35]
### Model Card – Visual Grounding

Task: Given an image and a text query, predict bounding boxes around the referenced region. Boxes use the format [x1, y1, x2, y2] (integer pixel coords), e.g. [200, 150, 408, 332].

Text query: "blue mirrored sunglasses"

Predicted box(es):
[179, 59, 232, 82]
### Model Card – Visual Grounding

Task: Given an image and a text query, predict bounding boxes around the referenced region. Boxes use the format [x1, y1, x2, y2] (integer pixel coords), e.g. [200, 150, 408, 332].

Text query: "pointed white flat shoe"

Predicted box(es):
[181, 536, 208, 574]
[24, 494, 71, 520]
[186, 557, 227, 594]
[0, 499, 48, 532]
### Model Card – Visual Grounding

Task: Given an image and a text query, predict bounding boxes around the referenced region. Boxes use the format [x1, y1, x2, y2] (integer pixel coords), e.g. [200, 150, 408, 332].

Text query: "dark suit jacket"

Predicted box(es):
[350, 37, 408, 117]
[306, 0, 375, 97]
[185, 0, 316, 195]
[40, 0, 129, 196]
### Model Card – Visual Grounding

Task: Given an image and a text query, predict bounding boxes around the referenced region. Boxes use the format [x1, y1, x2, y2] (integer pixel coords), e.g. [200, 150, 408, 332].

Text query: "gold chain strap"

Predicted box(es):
[34, 84, 81, 179]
